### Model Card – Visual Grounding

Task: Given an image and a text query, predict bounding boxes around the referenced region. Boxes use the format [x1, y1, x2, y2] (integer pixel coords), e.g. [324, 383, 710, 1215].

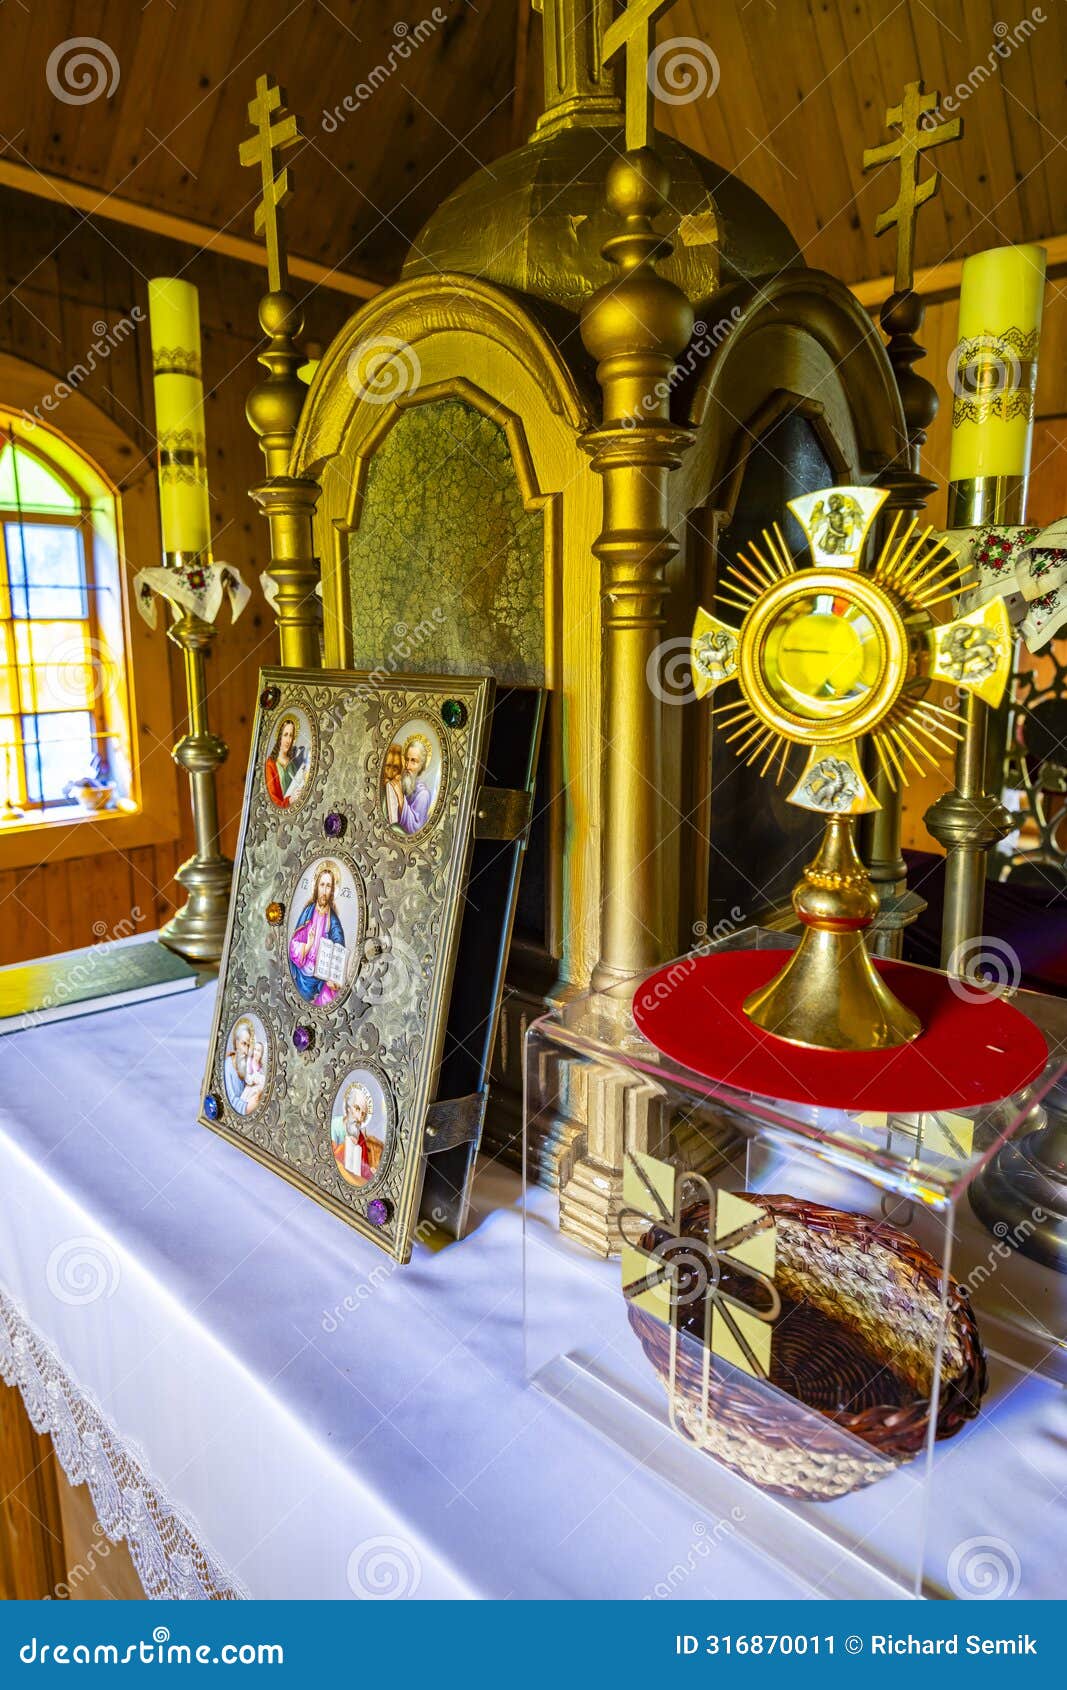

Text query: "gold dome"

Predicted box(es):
[403, 2, 797, 318]
[404, 122, 797, 319]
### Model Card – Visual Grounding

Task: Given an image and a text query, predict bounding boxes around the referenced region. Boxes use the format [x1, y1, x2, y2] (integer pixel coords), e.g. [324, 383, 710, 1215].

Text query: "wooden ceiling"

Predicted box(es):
[0, 0, 1063, 291]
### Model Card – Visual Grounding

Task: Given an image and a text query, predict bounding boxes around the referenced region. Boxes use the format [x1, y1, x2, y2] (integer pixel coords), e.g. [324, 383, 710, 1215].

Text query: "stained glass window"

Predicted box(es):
[0, 426, 128, 819]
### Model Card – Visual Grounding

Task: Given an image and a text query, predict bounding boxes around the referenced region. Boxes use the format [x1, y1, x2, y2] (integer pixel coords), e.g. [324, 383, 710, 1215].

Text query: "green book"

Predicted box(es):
[0, 936, 205, 1034]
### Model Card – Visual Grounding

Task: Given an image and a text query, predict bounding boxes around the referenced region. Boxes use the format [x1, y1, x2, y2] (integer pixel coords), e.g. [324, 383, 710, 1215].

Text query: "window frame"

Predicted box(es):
[0, 363, 180, 871]
[0, 446, 111, 814]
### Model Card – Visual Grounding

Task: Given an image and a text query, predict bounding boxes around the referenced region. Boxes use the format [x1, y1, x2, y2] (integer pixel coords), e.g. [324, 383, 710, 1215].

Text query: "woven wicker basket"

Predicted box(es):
[628, 1193, 987, 1500]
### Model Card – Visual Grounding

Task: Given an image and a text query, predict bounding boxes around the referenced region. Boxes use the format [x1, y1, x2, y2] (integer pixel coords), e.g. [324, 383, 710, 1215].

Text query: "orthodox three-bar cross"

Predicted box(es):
[240, 74, 303, 294]
[862, 80, 961, 294]
[602, 0, 684, 151]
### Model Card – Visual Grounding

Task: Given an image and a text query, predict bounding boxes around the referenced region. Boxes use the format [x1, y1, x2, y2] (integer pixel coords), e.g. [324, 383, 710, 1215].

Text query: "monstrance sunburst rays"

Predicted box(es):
[691, 486, 1012, 821]
[689, 483, 1015, 1052]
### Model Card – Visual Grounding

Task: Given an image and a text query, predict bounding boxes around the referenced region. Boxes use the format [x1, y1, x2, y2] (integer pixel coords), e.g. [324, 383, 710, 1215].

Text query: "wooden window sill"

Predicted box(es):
[0, 800, 180, 870]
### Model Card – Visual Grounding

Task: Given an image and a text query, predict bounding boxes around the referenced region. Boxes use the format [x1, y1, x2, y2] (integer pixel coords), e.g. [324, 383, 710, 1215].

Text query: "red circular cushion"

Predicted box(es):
[632, 949, 1048, 1112]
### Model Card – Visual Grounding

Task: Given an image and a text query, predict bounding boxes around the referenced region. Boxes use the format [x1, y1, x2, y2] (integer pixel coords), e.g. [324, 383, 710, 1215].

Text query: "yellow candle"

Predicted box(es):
[147, 278, 212, 557]
[948, 243, 1046, 496]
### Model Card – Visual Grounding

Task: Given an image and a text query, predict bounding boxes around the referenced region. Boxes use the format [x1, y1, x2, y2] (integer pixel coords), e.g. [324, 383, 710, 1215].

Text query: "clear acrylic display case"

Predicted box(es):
[523, 929, 1067, 1600]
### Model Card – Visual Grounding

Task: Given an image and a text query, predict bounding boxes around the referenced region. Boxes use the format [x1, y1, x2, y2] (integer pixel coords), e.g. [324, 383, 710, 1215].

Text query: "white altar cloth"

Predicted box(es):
[0, 983, 819, 1601]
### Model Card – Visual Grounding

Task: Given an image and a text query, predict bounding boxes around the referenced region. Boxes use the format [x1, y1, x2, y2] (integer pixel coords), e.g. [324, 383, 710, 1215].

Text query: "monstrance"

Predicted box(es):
[690, 485, 1012, 1051]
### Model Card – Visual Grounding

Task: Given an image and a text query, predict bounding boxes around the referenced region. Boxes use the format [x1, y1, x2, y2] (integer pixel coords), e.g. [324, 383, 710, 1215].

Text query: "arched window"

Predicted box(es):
[0, 413, 133, 821]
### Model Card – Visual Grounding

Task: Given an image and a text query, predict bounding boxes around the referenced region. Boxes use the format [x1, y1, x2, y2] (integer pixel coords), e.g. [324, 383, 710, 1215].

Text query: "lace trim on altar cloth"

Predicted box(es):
[0, 1285, 248, 1600]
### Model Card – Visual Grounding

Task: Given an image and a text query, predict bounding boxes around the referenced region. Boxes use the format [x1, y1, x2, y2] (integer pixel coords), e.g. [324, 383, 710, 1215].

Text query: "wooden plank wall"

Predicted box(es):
[0, 186, 351, 965]
[0, 1378, 64, 1598]
[0, 186, 1062, 944]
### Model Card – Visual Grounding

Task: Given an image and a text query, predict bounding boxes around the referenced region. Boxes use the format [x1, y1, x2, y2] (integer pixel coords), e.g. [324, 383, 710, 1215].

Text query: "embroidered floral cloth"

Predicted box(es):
[945, 519, 1067, 651]
[133, 561, 250, 629]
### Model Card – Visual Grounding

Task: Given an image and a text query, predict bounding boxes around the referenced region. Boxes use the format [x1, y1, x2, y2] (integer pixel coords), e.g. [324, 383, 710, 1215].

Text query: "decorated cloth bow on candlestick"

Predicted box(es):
[936, 521, 1067, 653]
[134, 558, 251, 630]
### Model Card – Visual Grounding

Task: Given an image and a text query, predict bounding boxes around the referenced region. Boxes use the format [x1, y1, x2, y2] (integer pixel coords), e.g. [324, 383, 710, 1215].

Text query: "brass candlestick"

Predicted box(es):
[159, 554, 233, 965]
[925, 243, 1047, 961]
[148, 277, 234, 966]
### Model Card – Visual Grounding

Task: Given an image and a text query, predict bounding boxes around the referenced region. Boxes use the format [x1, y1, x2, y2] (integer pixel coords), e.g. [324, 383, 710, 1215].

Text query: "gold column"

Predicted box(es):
[579, 148, 694, 988]
[531, 0, 618, 135]
[241, 74, 322, 670]
[925, 243, 1046, 964]
[247, 290, 322, 670]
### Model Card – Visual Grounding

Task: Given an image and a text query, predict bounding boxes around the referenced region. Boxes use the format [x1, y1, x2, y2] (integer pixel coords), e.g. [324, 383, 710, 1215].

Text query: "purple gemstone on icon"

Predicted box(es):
[324, 810, 346, 839]
[260, 684, 281, 710]
[293, 1024, 313, 1053]
[203, 1093, 221, 1121]
[367, 1198, 391, 1227]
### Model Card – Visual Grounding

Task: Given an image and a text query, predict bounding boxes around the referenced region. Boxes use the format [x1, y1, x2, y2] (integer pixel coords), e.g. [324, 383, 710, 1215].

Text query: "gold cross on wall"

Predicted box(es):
[862, 80, 961, 294]
[602, 0, 683, 151]
[240, 74, 304, 294]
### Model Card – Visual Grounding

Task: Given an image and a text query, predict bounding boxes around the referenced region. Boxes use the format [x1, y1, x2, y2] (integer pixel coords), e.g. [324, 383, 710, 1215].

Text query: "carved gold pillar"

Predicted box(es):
[579, 148, 694, 989]
[241, 75, 322, 670]
[558, 147, 694, 1257]
[247, 291, 323, 669]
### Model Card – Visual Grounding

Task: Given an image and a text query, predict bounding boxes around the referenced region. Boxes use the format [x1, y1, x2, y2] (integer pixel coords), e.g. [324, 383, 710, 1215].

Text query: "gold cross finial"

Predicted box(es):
[862, 80, 961, 294]
[602, 0, 684, 151]
[240, 74, 303, 294]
